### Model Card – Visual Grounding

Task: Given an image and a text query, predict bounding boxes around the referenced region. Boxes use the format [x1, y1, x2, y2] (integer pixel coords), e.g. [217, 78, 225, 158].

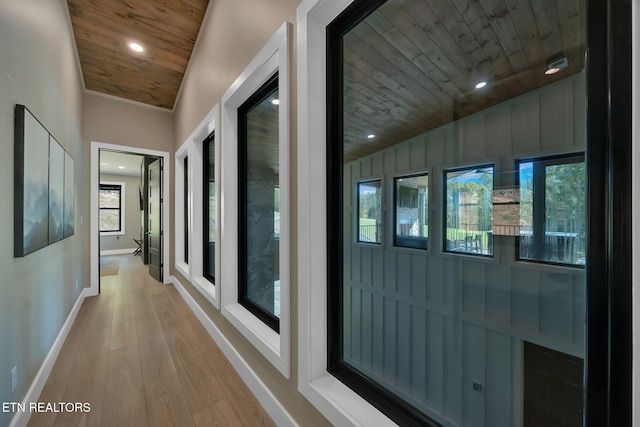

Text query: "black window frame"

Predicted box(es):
[355, 179, 382, 245]
[393, 172, 428, 250]
[99, 183, 122, 233]
[443, 164, 494, 257]
[516, 152, 586, 268]
[203, 131, 215, 284]
[326, 0, 632, 425]
[238, 72, 280, 333]
[184, 156, 189, 264]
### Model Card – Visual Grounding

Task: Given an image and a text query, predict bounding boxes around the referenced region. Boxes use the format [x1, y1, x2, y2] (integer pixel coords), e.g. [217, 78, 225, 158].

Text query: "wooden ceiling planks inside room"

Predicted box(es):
[67, 0, 209, 109]
[342, 0, 585, 163]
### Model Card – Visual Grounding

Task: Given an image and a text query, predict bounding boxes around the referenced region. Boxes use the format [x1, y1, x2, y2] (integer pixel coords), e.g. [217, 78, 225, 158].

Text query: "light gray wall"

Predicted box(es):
[99, 173, 142, 252]
[343, 73, 586, 427]
[0, 1, 86, 425]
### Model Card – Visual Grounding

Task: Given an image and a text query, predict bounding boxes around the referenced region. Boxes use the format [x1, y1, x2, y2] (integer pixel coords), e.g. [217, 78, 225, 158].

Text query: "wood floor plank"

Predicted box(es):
[192, 399, 244, 427]
[144, 373, 195, 427]
[101, 343, 148, 426]
[203, 347, 276, 427]
[30, 255, 275, 427]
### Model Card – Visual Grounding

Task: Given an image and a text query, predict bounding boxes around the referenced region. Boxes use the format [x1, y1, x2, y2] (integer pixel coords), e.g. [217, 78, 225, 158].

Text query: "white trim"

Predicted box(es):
[190, 104, 221, 309]
[171, 276, 297, 427]
[100, 248, 137, 256]
[221, 22, 291, 378]
[175, 140, 191, 281]
[91, 142, 171, 296]
[9, 288, 88, 427]
[99, 180, 126, 236]
[296, 0, 396, 425]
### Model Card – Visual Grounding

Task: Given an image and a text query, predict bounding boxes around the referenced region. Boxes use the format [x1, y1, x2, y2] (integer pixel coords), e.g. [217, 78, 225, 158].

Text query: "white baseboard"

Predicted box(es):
[170, 276, 297, 427]
[10, 288, 88, 427]
[100, 248, 136, 256]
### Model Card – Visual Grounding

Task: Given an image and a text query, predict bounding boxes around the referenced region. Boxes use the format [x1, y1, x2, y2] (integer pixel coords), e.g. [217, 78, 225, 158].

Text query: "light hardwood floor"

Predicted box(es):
[28, 255, 276, 427]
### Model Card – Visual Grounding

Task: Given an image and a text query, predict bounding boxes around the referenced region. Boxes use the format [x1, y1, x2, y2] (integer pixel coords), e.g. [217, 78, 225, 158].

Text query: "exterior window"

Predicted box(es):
[394, 173, 428, 249]
[356, 180, 382, 244]
[238, 73, 280, 332]
[99, 183, 122, 232]
[445, 165, 494, 255]
[204, 133, 216, 283]
[184, 156, 189, 263]
[518, 154, 586, 266]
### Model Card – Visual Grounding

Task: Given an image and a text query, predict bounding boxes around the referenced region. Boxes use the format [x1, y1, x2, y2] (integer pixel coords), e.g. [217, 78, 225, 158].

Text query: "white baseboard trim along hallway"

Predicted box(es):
[9, 288, 89, 427]
[170, 275, 298, 427]
[99, 248, 137, 256]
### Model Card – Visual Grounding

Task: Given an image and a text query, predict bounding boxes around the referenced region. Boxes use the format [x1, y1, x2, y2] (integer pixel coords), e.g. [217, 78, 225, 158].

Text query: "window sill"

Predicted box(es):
[222, 303, 289, 377]
[192, 276, 219, 309]
[100, 231, 125, 236]
[175, 262, 190, 281]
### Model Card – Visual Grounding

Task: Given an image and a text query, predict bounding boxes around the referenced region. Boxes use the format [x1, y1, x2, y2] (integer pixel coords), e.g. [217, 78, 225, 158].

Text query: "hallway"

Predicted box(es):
[28, 255, 275, 426]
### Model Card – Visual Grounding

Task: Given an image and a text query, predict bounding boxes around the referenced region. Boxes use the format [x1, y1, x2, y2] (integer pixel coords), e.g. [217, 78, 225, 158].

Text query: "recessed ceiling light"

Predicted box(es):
[271, 99, 280, 105]
[129, 42, 144, 53]
[475, 81, 487, 89]
[367, 134, 375, 139]
[545, 67, 561, 75]
[118, 166, 126, 169]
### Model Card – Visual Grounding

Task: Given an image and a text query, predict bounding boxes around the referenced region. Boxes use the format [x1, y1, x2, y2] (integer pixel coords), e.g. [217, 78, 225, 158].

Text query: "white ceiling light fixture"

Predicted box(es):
[367, 134, 375, 139]
[118, 166, 126, 169]
[475, 81, 487, 90]
[129, 42, 144, 53]
[545, 56, 568, 75]
[272, 99, 280, 105]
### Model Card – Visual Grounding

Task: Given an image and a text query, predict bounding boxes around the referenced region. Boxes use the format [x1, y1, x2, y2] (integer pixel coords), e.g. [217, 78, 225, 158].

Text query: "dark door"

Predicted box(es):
[524, 342, 584, 427]
[148, 158, 163, 282]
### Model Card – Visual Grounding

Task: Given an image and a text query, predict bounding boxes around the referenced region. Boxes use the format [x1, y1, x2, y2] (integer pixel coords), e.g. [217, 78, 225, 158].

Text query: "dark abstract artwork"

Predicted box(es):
[14, 104, 75, 257]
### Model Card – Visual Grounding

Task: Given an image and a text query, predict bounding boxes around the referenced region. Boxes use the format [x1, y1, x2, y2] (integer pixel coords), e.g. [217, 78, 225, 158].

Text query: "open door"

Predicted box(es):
[148, 157, 163, 282]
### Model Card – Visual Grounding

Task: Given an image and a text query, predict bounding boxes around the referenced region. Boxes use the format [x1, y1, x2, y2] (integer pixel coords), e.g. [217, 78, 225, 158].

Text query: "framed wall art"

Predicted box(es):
[14, 104, 75, 257]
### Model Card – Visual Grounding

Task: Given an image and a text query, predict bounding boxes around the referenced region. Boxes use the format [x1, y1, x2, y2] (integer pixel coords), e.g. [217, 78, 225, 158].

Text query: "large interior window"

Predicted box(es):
[203, 132, 216, 283]
[444, 165, 494, 256]
[327, 0, 589, 425]
[518, 154, 586, 266]
[99, 183, 123, 233]
[238, 73, 280, 332]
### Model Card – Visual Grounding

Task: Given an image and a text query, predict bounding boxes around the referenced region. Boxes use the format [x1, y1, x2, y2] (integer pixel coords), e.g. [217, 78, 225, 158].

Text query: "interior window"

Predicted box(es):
[394, 173, 428, 250]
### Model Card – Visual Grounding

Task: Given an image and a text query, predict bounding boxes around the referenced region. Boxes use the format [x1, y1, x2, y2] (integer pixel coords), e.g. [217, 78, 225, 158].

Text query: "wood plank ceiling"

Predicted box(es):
[67, 0, 209, 110]
[343, 0, 585, 163]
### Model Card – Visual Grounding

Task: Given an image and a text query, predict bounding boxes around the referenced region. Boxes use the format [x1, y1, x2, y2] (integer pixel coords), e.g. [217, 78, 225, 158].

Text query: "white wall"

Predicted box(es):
[344, 74, 586, 427]
[0, 1, 86, 426]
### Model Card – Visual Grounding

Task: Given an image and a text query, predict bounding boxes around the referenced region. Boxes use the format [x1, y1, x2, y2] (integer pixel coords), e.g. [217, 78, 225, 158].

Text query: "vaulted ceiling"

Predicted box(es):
[67, 0, 209, 110]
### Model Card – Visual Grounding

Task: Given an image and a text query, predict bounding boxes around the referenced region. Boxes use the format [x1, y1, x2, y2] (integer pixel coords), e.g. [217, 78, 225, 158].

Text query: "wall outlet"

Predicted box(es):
[11, 366, 17, 392]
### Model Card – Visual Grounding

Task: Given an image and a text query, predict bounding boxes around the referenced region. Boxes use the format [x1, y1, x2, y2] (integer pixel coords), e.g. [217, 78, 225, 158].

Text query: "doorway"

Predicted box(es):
[90, 141, 170, 296]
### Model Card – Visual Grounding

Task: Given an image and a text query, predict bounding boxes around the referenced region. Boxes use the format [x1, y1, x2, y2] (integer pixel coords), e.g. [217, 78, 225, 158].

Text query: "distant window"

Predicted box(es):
[204, 133, 215, 284]
[444, 165, 493, 255]
[394, 173, 428, 249]
[184, 156, 189, 264]
[99, 183, 123, 233]
[356, 180, 382, 244]
[518, 154, 586, 266]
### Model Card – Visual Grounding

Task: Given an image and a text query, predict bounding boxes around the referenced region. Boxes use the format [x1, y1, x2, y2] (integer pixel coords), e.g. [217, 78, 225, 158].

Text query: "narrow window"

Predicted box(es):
[444, 165, 494, 256]
[184, 156, 189, 264]
[356, 180, 382, 244]
[238, 73, 280, 332]
[203, 132, 215, 283]
[518, 154, 586, 266]
[99, 183, 122, 232]
[394, 173, 428, 249]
